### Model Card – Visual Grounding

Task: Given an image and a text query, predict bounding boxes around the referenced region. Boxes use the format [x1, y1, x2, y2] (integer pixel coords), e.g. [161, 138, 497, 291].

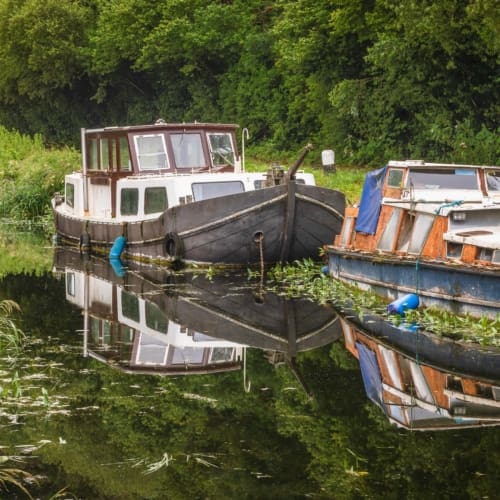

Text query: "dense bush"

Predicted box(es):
[0, 0, 497, 164]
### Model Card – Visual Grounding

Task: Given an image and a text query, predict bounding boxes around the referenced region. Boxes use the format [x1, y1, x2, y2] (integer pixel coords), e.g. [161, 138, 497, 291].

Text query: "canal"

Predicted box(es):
[0, 232, 499, 499]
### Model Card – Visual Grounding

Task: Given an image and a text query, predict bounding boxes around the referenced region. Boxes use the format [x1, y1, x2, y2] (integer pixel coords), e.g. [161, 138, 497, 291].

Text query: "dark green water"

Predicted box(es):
[0, 245, 499, 499]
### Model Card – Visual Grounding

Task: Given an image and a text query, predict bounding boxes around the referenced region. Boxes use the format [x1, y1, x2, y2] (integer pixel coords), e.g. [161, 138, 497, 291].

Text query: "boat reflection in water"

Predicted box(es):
[340, 312, 500, 430]
[53, 248, 342, 378]
[54, 248, 500, 430]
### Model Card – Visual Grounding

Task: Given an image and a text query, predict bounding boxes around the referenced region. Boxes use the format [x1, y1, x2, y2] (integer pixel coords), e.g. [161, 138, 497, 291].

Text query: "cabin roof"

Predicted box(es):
[85, 121, 240, 136]
[387, 160, 499, 170]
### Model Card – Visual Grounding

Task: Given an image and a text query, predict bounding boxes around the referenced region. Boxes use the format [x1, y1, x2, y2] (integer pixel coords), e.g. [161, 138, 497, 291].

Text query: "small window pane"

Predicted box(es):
[66, 182, 75, 208]
[447, 242, 463, 258]
[170, 133, 205, 169]
[171, 346, 204, 365]
[66, 272, 75, 296]
[377, 208, 401, 251]
[408, 213, 434, 254]
[210, 347, 234, 363]
[120, 137, 131, 171]
[208, 133, 235, 167]
[387, 169, 404, 188]
[144, 187, 167, 214]
[192, 181, 244, 201]
[486, 171, 500, 192]
[121, 291, 140, 322]
[145, 301, 168, 333]
[88, 138, 98, 170]
[101, 139, 110, 170]
[340, 217, 354, 246]
[120, 188, 138, 215]
[135, 134, 168, 170]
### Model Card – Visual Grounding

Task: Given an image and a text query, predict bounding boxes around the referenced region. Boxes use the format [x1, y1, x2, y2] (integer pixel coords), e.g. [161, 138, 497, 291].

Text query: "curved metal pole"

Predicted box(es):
[241, 128, 249, 173]
[286, 143, 313, 181]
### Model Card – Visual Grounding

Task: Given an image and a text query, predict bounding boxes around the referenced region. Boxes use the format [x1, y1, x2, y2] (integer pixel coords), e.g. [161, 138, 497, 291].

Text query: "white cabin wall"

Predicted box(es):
[88, 183, 112, 218]
[88, 276, 113, 307]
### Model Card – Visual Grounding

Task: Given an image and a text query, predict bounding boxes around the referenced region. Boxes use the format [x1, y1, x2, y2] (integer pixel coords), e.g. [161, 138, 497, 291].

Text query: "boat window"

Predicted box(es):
[396, 212, 415, 252]
[101, 139, 110, 169]
[377, 208, 401, 251]
[171, 346, 204, 365]
[478, 248, 493, 262]
[87, 138, 98, 170]
[407, 213, 434, 254]
[65, 182, 75, 208]
[136, 332, 168, 365]
[447, 242, 463, 259]
[121, 290, 140, 322]
[340, 216, 355, 246]
[144, 187, 167, 214]
[145, 301, 169, 333]
[170, 133, 205, 169]
[210, 347, 234, 363]
[134, 134, 168, 170]
[407, 169, 478, 189]
[191, 181, 244, 201]
[119, 137, 131, 171]
[207, 133, 235, 167]
[493, 250, 500, 264]
[120, 188, 139, 215]
[66, 272, 76, 297]
[387, 168, 404, 188]
[486, 171, 500, 192]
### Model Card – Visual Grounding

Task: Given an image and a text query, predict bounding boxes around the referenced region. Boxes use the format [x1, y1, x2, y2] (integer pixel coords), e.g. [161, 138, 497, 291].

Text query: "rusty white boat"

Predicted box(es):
[326, 160, 500, 317]
[52, 120, 345, 266]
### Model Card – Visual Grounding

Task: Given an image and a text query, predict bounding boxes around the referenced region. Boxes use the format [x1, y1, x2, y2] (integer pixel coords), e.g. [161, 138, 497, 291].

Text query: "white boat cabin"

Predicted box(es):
[60, 121, 315, 222]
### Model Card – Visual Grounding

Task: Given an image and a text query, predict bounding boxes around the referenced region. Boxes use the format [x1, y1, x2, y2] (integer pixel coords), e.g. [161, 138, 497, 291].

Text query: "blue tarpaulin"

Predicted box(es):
[356, 342, 383, 409]
[355, 166, 387, 234]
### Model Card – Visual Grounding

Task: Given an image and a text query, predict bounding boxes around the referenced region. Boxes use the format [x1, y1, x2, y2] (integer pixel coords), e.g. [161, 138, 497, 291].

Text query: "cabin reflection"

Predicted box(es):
[340, 316, 500, 430]
[64, 264, 244, 376]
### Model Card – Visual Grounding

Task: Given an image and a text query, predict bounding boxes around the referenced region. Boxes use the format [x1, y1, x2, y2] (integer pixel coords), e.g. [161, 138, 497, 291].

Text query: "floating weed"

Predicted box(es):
[266, 260, 500, 346]
[143, 452, 174, 474]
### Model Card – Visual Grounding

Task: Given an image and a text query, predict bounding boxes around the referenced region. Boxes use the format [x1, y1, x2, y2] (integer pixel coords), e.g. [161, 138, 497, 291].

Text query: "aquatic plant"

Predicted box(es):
[0, 457, 36, 499]
[266, 260, 500, 346]
[0, 300, 24, 350]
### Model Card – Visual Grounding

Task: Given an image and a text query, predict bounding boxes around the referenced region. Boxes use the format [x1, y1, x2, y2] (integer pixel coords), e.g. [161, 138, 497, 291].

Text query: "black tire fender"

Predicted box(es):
[165, 232, 184, 260]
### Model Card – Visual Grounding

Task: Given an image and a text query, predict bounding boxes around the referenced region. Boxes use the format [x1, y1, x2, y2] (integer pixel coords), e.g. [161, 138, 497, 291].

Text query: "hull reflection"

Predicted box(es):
[53, 248, 342, 376]
[340, 311, 500, 430]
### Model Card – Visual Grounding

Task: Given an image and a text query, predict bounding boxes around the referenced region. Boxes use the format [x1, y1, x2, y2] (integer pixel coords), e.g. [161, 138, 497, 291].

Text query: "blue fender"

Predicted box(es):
[109, 235, 126, 259]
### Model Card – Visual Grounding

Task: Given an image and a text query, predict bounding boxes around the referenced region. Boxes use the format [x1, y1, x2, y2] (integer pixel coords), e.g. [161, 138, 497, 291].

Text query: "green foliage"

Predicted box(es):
[0, 126, 78, 219]
[0, 0, 494, 163]
[267, 259, 500, 346]
[0, 299, 24, 351]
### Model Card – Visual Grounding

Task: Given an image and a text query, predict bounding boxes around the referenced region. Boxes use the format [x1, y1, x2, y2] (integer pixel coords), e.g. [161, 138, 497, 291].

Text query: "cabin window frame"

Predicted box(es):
[209, 347, 235, 363]
[406, 213, 434, 255]
[191, 180, 245, 201]
[386, 168, 405, 188]
[134, 134, 169, 171]
[447, 242, 463, 259]
[207, 132, 235, 168]
[377, 208, 403, 252]
[169, 132, 206, 170]
[169, 346, 205, 365]
[65, 182, 75, 208]
[120, 188, 139, 216]
[144, 187, 168, 215]
[121, 290, 141, 323]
